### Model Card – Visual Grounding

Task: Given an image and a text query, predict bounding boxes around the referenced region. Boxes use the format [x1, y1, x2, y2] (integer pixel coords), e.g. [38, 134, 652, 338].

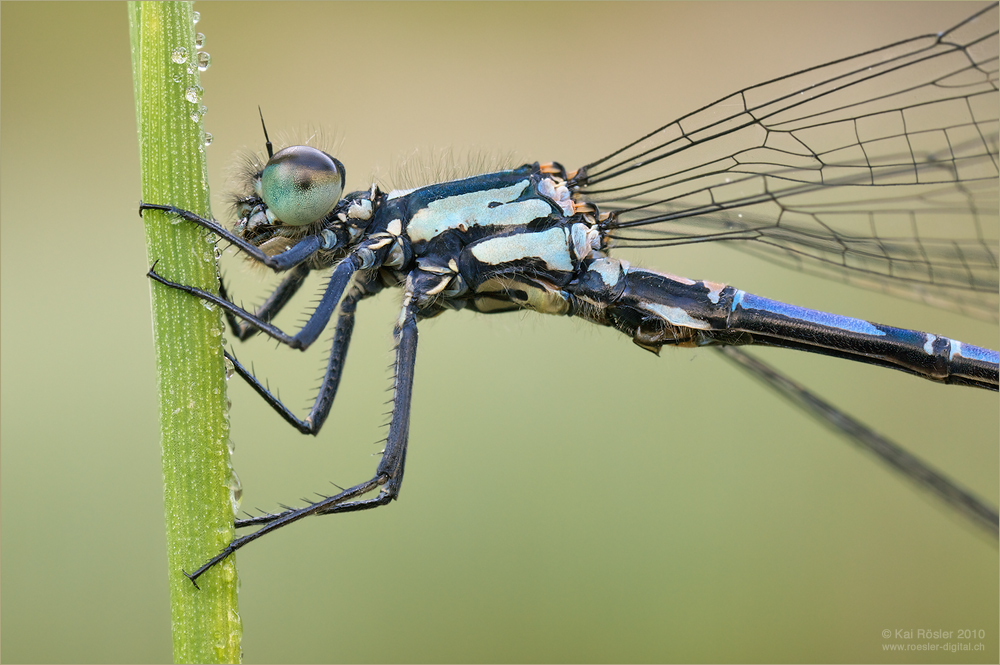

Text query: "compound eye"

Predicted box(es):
[260, 146, 344, 226]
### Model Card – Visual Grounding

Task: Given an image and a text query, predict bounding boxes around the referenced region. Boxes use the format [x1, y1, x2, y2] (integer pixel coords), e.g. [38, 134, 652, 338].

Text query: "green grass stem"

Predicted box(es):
[128, 2, 242, 662]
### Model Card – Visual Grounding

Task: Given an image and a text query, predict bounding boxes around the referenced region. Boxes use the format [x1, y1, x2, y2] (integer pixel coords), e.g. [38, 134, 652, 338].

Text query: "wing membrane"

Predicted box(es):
[573, 4, 999, 319]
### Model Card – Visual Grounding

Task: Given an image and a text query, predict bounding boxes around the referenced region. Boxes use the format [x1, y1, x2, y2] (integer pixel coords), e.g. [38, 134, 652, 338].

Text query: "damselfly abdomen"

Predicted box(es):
[143, 3, 999, 584]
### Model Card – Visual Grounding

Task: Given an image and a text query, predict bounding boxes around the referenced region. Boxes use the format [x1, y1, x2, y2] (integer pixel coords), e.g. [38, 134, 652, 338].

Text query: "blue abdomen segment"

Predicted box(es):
[572, 259, 998, 390]
[729, 291, 999, 390]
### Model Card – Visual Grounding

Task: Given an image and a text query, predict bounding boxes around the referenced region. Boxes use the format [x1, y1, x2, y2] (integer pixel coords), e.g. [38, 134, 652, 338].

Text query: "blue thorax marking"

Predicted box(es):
[377, 166, 565, 248]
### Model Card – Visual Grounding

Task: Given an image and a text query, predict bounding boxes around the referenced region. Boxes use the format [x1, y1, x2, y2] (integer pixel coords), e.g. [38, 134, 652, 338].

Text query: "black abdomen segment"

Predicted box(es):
[575, 259, 999, 391]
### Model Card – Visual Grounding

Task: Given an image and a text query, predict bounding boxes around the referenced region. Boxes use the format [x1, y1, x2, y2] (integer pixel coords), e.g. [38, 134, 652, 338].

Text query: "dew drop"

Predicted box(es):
[192, 11, 200, 24]
[229, 469, 243, 514]
[203, 132, 214, 147]
[195, 33, 206, 49]
[197, 51, 212, 72]
[224, 356, 235, 379]
[171, 46, 188, 64]
[185, 85, 203, 104]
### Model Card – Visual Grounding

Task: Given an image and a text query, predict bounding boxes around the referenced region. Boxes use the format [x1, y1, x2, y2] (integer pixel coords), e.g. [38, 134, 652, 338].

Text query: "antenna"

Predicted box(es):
[258, 106, 273, 159]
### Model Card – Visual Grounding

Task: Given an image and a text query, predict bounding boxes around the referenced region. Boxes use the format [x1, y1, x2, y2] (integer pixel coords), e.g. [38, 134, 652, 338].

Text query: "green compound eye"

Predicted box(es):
[260, 146, 345, 226]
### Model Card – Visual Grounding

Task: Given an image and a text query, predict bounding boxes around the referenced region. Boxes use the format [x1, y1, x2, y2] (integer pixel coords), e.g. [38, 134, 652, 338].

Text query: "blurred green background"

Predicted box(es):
[2, 2, 997, 662]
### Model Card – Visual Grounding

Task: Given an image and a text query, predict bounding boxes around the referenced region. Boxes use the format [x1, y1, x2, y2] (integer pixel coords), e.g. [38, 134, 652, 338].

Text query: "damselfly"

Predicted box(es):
[143, 3, 999, 584]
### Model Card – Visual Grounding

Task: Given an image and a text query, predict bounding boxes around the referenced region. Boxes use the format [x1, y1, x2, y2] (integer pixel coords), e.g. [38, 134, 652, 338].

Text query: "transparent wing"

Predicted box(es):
[573, 4, 999, 320]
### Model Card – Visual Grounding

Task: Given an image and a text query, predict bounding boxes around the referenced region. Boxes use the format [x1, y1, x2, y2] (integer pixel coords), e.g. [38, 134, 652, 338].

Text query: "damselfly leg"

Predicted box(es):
[224, 277, 383, 435]
[218, 263, 310, 342]
[180, 274, 421, 586]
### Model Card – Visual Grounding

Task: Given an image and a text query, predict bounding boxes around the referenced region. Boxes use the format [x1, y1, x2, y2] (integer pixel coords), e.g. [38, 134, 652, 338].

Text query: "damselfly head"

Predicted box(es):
[232, 144, 348, 256]
[258, 146, 345, 226]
